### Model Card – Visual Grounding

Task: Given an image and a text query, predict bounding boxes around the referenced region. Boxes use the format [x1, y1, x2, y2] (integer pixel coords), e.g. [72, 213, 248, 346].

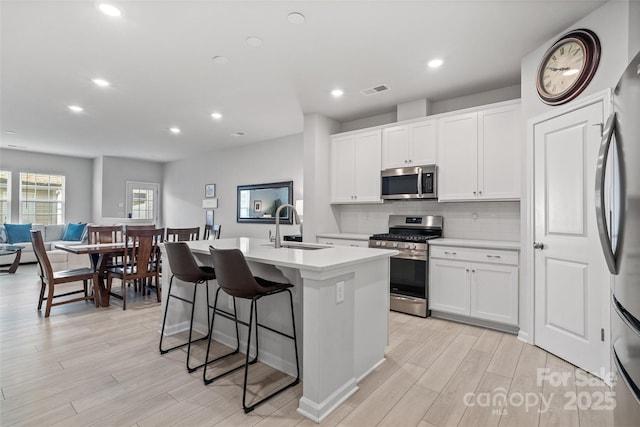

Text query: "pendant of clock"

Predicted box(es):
[536, 29, 601, 106]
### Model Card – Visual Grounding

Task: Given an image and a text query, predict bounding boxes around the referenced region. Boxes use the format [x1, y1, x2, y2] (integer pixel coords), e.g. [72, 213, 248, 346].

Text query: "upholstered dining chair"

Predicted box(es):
[203, 224, 221, 240]
[166, 227, 200, 242]
[31, 230, 99, 317]
[106, 228, 164, 310]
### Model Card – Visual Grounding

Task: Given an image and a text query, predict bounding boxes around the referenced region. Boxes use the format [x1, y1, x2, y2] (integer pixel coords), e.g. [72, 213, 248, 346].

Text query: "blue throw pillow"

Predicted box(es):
[4, 223, 32, 244]
[62, 223, 86, 241]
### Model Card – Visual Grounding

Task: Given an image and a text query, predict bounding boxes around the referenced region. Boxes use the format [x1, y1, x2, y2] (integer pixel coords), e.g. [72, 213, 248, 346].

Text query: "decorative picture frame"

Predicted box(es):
[206, 210, 214, 226]
[205, 184, 216, 198]
[253, 200, 262, 212]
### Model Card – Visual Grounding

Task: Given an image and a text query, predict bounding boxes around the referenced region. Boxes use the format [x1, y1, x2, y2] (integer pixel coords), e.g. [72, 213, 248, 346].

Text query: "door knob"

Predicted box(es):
[533, 242, 545, 250]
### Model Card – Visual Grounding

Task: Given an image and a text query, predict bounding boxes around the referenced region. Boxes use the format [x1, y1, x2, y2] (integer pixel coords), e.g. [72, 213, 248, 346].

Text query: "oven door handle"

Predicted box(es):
[417, 167, 423, 196]
[392, 253, 428, 261]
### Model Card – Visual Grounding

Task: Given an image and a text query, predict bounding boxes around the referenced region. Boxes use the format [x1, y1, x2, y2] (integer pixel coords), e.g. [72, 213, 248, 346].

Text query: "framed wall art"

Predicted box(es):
[205, 184, 216, 198]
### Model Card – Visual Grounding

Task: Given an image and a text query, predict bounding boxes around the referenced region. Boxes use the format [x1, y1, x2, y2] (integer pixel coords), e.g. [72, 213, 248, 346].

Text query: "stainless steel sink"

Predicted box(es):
[261, 243, 329, 250]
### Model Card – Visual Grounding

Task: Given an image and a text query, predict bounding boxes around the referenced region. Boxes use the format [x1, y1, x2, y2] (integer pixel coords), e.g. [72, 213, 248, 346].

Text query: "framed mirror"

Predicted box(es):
[237, 181, 294, 224]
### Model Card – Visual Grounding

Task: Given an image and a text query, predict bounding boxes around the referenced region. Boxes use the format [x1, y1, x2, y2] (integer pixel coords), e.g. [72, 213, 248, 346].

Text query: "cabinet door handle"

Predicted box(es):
[473, 191, 477, 195]
[472, 269, 476, 273]
[479, 190, 483, 195]
[444, 251, 457, 255]
[465, 268, 470, 272]
[533, 242, 545, 250]
[486, 255, 501, 259]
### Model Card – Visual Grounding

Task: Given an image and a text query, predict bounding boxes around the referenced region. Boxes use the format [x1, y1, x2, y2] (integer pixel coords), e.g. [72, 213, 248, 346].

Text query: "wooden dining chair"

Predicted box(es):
[166, 227, 200, 242]
[87, 225, 124, 244]
[125, 224, 156, 233]
[87, 225, 125, 271]
[203, 224, 222, 240]
[106, 228, 164, 310]
[30, 230, 99, 317]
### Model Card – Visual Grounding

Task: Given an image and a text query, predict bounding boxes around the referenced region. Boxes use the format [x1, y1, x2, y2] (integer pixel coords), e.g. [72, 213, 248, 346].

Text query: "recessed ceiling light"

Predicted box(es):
[68, 105, 84, 113]
[287, 12, 305, 24]
[211, 112, 222, 120]
[4, 130, 16, 134]
[98, 3, 121, 17]
[169, 127, 181, 134]
[331, 89, 344, 98]
[92, 78, 110, 87]
[213, 56, 229, 64]
[245, 36, 263, 47]
[427, 58, 444, 68]
[232, 132, 246, 137]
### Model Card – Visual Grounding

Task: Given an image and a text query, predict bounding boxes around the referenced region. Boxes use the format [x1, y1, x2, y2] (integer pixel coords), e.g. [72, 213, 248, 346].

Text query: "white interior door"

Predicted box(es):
[533, 101, 609, 377]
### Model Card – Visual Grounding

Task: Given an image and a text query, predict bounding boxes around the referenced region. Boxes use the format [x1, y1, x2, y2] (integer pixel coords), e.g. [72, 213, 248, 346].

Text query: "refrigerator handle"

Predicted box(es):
[595, 112, 618, 274]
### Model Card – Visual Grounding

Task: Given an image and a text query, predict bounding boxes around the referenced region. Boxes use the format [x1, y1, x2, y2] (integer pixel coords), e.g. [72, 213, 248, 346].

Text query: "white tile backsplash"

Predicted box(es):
[335, 200, 520, 241]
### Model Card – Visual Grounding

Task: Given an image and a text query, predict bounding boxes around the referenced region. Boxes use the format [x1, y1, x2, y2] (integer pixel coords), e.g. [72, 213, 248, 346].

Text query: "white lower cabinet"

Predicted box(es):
[429, 258, 471, 316]
[429, 245, 519, 326]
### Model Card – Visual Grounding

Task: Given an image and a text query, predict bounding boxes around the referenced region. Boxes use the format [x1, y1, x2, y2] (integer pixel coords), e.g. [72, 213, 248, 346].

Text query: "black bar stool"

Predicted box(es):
[159, 242, 218, 372]
[203, 246, 300, 413]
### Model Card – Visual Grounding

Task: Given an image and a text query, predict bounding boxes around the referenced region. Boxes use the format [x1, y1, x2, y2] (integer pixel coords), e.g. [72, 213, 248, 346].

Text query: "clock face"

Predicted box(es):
[540, 40, 586, 96]
[536, 29, 600, 106]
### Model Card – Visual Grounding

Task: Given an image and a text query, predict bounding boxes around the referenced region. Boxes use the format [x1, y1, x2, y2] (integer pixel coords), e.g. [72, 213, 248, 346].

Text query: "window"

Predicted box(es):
[126, 181, 159, 222]
[0, 170, 10, 223]
[20, 172, 65, 224]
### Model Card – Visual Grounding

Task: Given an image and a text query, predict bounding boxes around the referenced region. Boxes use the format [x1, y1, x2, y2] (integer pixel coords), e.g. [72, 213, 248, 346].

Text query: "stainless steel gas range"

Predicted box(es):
[369, 215, 443, 317]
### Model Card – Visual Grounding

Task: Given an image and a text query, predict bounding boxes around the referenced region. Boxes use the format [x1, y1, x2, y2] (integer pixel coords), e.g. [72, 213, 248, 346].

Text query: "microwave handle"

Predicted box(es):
[417, 167, 423, 195]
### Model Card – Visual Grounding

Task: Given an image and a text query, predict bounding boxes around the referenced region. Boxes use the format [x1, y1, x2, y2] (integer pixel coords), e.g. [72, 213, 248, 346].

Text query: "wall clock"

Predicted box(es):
[536, 29, 601, 106]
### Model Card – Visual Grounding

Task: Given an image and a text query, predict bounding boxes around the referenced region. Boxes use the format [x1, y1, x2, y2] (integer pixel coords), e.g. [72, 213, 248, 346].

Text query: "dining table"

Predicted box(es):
[54, 242, 127, 307]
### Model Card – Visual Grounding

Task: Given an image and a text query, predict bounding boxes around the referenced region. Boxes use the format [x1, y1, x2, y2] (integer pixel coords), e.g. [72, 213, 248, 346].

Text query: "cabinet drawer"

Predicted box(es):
[317, 238, 369, 248]
[430, 246, 518, 266]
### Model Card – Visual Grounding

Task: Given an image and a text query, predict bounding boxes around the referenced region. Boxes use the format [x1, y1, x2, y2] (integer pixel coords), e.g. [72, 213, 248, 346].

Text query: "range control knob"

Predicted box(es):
[409, 244, 416, 250]
[376, 241, 383, 247]
[392, 242, 399, 248]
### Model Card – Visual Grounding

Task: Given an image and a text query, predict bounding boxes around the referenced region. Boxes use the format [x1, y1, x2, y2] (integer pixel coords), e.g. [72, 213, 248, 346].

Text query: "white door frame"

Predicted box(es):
[524, 89, 612, 375]
[125, 181, 160, 224]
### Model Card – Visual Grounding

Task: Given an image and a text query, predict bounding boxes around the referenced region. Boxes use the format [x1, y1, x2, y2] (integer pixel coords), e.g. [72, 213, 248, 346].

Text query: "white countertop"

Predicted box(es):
[428, 238, 521, 251]
[182, 237, 397, 272]
[316, 232, 372, 241]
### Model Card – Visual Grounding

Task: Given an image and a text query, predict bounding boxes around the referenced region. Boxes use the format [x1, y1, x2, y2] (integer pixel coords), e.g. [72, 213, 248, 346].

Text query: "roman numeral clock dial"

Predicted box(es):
[536, 29, 601, 105]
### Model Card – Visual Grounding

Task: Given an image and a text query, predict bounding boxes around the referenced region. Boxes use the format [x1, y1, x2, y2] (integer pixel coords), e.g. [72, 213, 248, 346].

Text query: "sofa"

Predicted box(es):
[0, 223, 91, 271]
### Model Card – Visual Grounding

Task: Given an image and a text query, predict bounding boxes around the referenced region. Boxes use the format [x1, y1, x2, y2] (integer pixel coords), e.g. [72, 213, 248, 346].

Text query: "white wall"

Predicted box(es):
[99, 156, 164, 220]
[430, 84, 521, 115]
[0, 148, 93, 223]
[92, 156, 103, 223]
[340, 111, 397, 133]
[519, 0, 634, 343]
[336, 201, 520, 242]
[303, 114, 341, 242]
[163, 133, 303, 239]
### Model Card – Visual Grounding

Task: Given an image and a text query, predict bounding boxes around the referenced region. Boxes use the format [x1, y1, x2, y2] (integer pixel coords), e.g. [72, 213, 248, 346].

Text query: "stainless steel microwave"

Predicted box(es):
[381, 165, 437, 200]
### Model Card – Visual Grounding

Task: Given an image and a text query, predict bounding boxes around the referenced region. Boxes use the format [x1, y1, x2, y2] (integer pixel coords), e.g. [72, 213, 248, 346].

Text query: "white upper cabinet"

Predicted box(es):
[437, 112, 478, 200]
[438, 102, 521, 201]
[330, 129, 382, 204]
[478, 105, 521, 200]
[382, 120, 436, 169]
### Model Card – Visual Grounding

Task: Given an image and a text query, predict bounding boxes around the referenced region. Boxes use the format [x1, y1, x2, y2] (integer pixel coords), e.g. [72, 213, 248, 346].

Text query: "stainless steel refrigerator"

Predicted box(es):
[596, 50, 640, 426]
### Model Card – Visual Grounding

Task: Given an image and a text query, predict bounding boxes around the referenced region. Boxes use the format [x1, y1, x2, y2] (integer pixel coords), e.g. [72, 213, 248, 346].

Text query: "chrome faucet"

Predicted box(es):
[274, 203, 300, 248]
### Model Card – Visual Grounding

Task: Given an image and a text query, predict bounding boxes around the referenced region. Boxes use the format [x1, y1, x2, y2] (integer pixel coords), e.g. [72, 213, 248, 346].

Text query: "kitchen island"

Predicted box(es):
[160, 237, 397, 423]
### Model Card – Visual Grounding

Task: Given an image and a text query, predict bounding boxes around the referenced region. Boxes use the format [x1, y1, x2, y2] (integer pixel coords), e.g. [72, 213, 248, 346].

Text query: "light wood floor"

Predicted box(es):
[0, 264, 613, 426]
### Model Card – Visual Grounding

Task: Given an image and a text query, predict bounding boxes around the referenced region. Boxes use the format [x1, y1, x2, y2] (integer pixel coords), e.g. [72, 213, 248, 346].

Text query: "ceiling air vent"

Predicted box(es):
[360, 84, 390, 96]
